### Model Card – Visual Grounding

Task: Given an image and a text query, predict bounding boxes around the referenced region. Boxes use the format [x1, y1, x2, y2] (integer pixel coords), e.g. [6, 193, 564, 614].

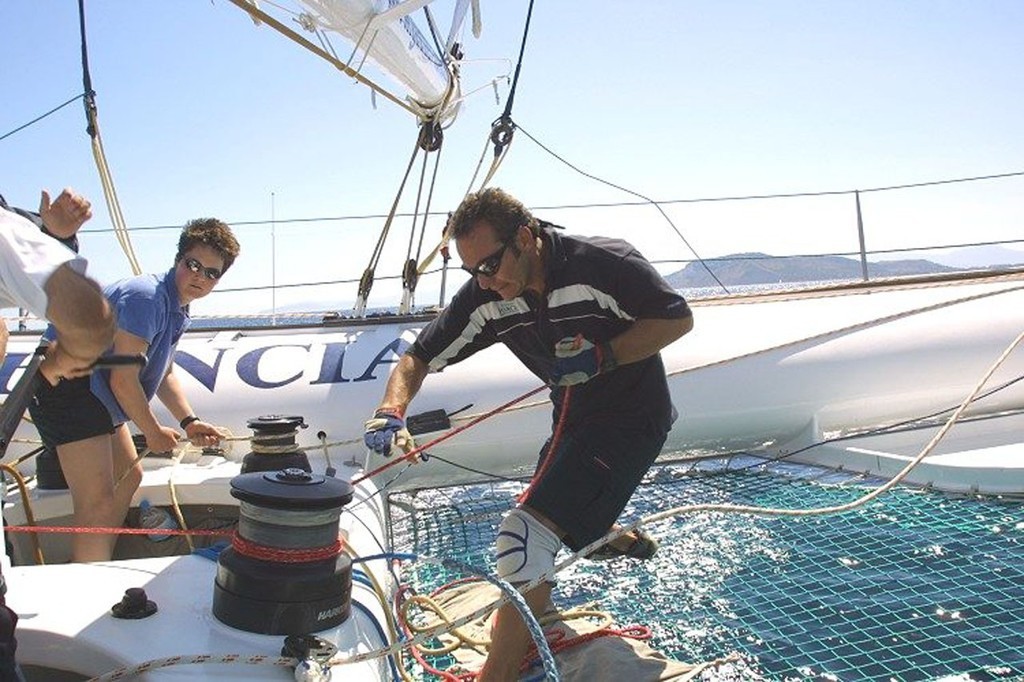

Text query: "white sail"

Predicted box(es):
[294, 0, 469, 114]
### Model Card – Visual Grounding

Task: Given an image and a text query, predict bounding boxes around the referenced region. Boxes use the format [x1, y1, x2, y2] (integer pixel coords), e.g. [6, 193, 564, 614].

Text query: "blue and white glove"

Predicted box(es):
[363, 408, 415, 457]
[551, 335, 617, 386]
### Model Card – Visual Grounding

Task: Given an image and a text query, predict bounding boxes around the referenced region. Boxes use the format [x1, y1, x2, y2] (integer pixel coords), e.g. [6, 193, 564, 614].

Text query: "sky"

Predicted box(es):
[2, 0, 1023, 316]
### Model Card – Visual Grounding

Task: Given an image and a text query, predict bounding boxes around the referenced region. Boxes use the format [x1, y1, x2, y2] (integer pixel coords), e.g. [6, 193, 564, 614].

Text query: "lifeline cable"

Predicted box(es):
[72, 171, 1024, 234]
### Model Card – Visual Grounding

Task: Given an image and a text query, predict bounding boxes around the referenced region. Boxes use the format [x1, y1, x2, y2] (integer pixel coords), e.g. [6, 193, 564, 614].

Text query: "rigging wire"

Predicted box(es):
[355, 134, 423, 317]
[516, 123, 730, 294]
[413, 0, 534, 279]
[73, 169, 1024, 233]
[399, 126, 446, 315]
[488, 0, 536, 158]
[401, 135, 445, 314]
[0, 93, 85, 143]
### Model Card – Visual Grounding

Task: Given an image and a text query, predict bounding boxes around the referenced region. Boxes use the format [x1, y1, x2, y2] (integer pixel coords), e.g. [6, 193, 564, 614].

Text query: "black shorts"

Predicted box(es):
[522, 419, 667, 552]
[29, 376, 115, 450]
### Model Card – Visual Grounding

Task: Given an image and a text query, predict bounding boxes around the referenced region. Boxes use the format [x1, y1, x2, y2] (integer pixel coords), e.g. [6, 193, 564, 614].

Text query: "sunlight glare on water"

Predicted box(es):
[389, 458, 1024, 680]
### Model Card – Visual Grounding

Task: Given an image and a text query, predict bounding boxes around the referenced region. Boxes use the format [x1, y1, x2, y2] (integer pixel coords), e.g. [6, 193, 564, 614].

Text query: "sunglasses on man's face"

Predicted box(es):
[461, 240, 511, 278]
[184, 257, 222, 281]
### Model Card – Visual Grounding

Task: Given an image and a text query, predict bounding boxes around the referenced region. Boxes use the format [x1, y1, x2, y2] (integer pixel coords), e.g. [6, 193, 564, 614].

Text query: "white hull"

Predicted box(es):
[3, 272, 1024, 494]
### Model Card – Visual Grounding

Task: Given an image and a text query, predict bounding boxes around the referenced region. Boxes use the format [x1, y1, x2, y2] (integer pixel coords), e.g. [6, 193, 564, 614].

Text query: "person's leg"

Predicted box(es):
[478, 582, 553, 682]
[525, 420, 666, 554]
[32, 377, 128, 563]
[109, 424, 142, 540]
[57, 435, 121, 562]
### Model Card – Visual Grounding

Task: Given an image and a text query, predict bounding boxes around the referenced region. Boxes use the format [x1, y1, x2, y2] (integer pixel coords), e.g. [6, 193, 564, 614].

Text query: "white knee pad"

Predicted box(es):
[495, 508, 561, 584]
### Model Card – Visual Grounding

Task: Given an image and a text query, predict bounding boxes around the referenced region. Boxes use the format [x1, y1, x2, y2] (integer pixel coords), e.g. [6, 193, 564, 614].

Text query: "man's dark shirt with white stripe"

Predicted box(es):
[410, 227, 691, 432]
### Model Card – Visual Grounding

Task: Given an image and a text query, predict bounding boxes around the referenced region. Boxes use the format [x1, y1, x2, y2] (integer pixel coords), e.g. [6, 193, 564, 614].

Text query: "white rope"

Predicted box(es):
[87, 654, 295, 681]
[91, 128, 142, 275]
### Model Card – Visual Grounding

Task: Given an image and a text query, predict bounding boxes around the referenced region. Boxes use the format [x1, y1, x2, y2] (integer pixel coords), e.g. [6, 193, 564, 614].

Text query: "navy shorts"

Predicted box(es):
[29, 376, 115, 450]
[522, 419, 667, 552]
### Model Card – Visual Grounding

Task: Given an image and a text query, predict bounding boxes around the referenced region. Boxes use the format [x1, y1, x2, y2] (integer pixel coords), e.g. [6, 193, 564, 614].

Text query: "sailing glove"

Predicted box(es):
[551, 335, 617, 386]
[364, 408, 415, 457]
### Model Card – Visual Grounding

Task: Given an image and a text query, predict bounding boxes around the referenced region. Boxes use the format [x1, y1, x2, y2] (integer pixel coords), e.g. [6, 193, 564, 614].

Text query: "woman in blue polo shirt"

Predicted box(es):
[30, 218, 240, 563]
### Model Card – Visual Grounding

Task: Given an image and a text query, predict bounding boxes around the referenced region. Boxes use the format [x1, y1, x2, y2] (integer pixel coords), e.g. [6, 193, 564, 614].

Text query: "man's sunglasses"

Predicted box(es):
[184, 257, 222, 281]
[461, 240, 511, 278]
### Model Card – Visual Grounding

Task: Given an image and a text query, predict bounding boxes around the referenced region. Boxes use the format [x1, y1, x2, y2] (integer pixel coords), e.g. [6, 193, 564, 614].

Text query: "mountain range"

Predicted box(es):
[665, 246, 1024, 289]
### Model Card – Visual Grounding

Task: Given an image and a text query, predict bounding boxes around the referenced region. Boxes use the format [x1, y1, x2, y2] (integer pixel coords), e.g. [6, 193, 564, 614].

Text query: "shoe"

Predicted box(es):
[587, 529, 658, 560]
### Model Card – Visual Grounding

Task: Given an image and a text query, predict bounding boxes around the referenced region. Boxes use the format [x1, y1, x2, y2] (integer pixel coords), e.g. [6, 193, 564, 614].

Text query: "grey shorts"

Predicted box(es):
[29, 376, 115, 450]
[521, 419, 666, 552]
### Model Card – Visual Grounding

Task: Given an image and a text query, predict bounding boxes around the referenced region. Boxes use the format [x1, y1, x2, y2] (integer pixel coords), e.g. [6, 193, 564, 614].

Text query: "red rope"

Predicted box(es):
[4, 524, 231, 536]
[231, 532, 343, 563]
[352, 384, 548, 485]
[517, 385, 572, 504]
[516, 623, 653, 676]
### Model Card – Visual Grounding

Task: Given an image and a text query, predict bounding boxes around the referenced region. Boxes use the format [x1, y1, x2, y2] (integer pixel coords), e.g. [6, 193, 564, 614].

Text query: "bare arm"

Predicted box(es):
[156, 365, 221, 447]
[37, 263, 116, 384]
[377, 352, 430, 415]
[107, 329, 180, 453]
[154, 366, 192, 423]
[42, 263, 115, 360]
[606, 314, 693, 366]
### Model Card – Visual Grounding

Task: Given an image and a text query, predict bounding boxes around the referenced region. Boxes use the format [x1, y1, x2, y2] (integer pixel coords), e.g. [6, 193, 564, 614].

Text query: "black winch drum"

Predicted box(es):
[212, 467, 354, 634]
[240, 414, 311, 474]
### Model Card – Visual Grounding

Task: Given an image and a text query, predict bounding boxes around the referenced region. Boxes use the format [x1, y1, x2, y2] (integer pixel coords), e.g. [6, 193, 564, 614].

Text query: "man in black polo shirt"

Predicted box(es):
[365, 187, 693, 681]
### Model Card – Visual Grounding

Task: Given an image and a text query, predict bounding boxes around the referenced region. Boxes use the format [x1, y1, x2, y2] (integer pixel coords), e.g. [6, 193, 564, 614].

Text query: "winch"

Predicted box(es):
[241, 414, 311, 474]
[212, 467, 354, 635]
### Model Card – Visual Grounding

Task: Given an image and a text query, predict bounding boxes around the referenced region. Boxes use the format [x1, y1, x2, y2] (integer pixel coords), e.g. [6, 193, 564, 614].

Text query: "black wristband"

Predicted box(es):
[179, 415, 200, 429]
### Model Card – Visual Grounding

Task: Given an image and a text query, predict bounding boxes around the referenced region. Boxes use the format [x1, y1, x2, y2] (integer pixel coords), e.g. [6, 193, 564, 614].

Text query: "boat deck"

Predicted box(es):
[8, 554, 394, 680]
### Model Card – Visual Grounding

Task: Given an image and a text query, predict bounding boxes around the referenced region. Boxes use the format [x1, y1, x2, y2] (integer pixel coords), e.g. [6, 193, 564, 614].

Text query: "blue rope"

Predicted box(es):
[352, 552, 417, 564]
[429, 556, 560, 682]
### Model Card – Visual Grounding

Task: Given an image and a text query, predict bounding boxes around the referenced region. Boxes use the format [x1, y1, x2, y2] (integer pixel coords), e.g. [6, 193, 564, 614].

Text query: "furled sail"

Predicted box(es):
[292, 0, 475, 119]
